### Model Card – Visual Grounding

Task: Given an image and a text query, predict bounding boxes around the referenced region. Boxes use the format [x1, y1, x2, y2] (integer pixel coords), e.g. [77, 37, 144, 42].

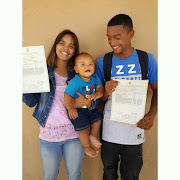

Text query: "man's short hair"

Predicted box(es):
[107, 14, 133, 31]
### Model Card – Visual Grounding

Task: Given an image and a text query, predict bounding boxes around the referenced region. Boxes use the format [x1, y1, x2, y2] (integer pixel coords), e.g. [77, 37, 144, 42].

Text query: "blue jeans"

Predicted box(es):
[39, 138, 85, 180]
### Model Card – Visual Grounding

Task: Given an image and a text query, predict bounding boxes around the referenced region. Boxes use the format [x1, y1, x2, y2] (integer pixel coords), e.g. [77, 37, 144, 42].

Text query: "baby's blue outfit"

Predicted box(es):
[64, 74, 102, 131]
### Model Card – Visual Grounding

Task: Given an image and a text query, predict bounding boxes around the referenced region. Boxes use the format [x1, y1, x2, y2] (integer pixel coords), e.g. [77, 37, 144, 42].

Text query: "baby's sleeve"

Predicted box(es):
[64, 79, 78, 97]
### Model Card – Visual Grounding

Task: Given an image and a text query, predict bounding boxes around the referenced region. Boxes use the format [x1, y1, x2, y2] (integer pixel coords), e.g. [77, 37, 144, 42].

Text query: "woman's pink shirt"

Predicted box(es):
[39, 73, 78, 142]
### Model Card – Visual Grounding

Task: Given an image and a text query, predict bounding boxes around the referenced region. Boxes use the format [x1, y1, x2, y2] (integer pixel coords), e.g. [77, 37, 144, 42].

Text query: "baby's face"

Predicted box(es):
[74, 54, 95, 79]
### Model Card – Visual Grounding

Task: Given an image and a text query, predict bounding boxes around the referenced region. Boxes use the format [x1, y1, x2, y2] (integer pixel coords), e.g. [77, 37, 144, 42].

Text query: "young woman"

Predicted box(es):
[23, 29, 92, 180]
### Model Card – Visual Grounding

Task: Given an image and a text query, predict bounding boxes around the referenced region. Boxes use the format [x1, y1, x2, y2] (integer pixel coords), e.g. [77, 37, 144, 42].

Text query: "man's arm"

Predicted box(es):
[136, 82, 158, 130]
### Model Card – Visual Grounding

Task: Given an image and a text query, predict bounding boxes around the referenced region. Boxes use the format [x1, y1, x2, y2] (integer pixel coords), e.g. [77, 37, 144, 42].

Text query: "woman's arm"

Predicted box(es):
[23, 93, 40, 107]
[72, 92, 92, 108]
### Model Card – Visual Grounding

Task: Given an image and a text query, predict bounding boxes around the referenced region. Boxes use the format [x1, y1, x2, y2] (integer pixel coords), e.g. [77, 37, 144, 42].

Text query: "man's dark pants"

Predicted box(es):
[101, 140, 143, 180]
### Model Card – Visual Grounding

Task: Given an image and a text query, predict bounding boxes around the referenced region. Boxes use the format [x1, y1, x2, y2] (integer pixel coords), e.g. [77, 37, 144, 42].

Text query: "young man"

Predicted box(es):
[96, 14, 157, 180]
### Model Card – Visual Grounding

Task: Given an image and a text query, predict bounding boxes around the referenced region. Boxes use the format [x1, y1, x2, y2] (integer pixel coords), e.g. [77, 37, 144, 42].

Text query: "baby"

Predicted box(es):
[64, 53, 104, 158]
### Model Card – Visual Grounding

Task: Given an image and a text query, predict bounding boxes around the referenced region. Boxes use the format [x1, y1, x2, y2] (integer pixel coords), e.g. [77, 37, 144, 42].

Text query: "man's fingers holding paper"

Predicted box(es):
[105, 80, 119, 95]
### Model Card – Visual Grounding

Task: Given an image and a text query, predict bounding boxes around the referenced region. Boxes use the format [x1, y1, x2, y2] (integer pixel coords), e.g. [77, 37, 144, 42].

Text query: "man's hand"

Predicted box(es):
[101, 80, 119, 101]
[105, 80, 119, 95]
[68, 108, 78, 120]
[136, 112, 156, 130]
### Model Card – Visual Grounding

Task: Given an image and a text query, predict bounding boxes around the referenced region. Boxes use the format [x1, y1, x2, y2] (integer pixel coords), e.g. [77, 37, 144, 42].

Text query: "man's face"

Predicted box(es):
[107, 25, 134, 57]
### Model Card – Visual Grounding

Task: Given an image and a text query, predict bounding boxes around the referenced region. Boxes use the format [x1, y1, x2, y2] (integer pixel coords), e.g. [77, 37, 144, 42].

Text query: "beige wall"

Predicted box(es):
[23, 0, 157, 179]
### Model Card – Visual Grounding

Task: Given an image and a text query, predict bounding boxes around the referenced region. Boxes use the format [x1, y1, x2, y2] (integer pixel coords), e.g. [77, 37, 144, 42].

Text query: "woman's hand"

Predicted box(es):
[72, 92, 91, 108]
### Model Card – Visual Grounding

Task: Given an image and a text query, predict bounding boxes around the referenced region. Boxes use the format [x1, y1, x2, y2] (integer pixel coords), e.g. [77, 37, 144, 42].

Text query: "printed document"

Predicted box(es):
[110, 80, 149, 124]
[22, 46, 50, 93]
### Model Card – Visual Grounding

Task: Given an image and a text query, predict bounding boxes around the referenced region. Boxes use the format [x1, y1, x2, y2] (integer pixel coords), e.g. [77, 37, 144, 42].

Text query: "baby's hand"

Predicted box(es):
[68, 108, 78, 120]
[89, 93, 99, 101]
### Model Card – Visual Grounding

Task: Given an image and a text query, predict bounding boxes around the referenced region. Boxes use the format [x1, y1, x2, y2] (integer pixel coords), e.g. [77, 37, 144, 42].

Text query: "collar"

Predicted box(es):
[47, 66, 55, 77]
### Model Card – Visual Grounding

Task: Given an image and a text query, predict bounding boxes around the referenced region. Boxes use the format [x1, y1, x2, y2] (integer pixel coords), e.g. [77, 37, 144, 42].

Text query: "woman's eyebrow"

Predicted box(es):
[69, 43, 75, 46]
[60, 40, 74, 45]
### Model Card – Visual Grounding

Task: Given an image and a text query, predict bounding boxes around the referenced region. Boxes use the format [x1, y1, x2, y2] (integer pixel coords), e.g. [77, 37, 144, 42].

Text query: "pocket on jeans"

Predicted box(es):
[136, 145, 143, 159]
[135, 145, 143, 175]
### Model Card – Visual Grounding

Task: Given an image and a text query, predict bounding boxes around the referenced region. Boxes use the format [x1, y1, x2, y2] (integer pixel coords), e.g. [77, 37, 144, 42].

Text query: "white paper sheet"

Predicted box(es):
[22, 46, 50, 93]
[110, 80, 149, 124]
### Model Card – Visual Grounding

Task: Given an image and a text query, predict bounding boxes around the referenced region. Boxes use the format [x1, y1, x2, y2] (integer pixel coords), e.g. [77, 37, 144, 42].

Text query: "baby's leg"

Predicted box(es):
[78, 128, 98, 158]
[89, 120, 102, 148]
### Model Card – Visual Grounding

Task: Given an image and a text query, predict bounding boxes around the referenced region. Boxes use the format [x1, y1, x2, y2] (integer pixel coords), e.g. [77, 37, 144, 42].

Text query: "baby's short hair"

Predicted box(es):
[75, 52, 93, 64]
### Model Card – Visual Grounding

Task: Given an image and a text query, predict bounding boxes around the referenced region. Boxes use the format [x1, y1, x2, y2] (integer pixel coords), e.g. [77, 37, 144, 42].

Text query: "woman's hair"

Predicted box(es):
[46, 29, 79, 72]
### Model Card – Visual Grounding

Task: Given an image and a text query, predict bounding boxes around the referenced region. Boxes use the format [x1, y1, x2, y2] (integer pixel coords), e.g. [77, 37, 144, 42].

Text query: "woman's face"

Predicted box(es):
[56, 34, 75, 61]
